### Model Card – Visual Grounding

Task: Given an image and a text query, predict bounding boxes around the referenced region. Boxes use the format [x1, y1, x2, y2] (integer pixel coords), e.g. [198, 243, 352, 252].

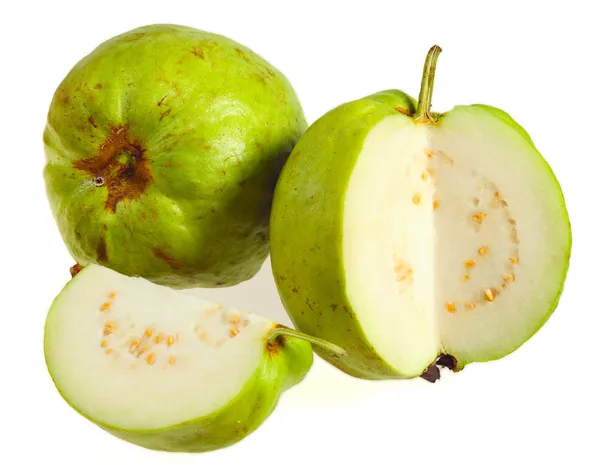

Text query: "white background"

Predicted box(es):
[1, 1, 598, 464]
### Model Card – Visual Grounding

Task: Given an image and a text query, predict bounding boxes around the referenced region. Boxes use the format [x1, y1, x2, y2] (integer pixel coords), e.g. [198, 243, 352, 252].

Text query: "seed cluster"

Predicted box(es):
[126, 328, 180, 365]
[193, 308, 251, 347]
[447, 179, 520, 313]
[97, 292, 251, 368]
[405, 149, 521, 314]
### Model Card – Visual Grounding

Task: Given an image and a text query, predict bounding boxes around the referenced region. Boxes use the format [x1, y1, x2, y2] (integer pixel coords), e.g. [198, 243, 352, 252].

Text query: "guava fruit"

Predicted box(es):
[270, 46, 571, 381]
[44, 265, 343, 452]
[43, 24, 307, 288]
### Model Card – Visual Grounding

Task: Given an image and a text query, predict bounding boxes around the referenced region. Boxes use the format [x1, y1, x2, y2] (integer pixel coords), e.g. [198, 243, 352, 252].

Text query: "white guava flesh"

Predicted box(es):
[343, 106, 570, 376]
[44, 265, 312, 451]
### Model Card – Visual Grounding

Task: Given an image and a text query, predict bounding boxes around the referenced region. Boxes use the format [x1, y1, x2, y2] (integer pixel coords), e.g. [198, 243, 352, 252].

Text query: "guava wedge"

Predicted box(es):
[43, 24, 307, 288]
[270, 46, 571, 380]
[44, 265, 342, 452]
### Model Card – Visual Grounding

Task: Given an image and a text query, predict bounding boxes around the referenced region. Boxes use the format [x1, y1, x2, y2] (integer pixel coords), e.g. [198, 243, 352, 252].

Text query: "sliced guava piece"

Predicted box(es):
[44, 265, 332, 452]
[270, 46, 571, 380]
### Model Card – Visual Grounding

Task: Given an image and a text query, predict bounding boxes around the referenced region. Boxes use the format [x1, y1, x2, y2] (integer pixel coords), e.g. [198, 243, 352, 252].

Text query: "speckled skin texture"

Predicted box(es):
[44, 24, 307, 288]
[270, 90, 417, 379]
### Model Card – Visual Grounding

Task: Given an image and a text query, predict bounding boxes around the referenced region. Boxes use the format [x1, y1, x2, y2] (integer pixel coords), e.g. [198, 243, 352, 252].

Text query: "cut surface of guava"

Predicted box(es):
[44, 265, 313, 451]
[343, 105, 570, 375]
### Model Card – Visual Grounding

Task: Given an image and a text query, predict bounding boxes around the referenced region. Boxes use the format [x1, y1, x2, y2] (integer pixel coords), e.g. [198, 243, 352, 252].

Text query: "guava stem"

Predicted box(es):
[268, 326, 347, 356]
[414, 45, 442, 123]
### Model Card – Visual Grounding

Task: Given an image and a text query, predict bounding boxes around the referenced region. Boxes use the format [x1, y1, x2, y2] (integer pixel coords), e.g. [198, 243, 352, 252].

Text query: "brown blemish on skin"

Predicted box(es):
[70, 263, 84, 277]
[125, 32, 148, 42]
[190, 40, 219, 60]
[55, 87, 70, 106]
[191, 47, 205, 59]
[75, 82, 90, 93]
[157, 95, 167, 106]
[153, 248, 183, 270]
[159, 108, 172, 121]
[87, 116, 98, 128]
[234, 48, 249, 62]
[394, 106, 411, 115]
[253, 72, 270, 84]
[266, 324, 286, 356]
[96, 234, 108, 264]
[94, 83, 103, 89]
[73, 124, 152, 212]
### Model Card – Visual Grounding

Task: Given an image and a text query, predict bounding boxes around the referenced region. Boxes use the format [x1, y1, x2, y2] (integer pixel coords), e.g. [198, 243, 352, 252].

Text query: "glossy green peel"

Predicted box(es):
[44, 24, 307, 288]
[44, 265, 323, 452]
[270, 46, 571, 380]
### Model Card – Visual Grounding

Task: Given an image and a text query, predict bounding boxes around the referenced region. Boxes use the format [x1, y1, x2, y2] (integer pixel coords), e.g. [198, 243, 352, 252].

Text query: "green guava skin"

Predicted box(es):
[271, 90, 417, 380]
[44, 267, 313, 452]
[270, 93, 571, 379]
[50, 338, 312, 453]
[44, 24, 307, 288]
[71, 340, 311, 452]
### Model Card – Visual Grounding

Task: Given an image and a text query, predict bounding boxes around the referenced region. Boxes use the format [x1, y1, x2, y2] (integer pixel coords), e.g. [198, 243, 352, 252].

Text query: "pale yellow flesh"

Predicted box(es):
[45, 265, 273, 430]
[344, 107, 570, 375]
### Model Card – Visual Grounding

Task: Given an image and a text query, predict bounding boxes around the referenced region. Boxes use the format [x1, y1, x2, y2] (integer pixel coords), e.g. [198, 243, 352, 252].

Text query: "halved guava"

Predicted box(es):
[270, 46, 571, 380]
[44, 265, 315, 452]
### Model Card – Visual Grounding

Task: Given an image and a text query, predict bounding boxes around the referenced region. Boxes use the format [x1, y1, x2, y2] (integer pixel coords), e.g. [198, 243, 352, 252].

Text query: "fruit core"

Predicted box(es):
[95, 288, 254, 370]
[417, 148, 520, 314]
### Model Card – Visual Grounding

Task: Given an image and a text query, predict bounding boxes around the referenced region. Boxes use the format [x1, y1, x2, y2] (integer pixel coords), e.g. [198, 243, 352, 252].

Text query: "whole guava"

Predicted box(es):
[44, 24, 307, 288]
